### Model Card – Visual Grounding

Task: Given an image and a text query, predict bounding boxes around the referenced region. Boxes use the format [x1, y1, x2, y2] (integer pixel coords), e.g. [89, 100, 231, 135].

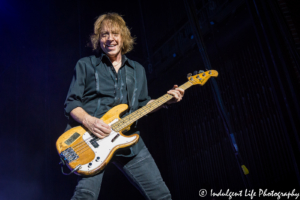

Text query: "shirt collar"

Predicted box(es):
[96, 53, 133, 69]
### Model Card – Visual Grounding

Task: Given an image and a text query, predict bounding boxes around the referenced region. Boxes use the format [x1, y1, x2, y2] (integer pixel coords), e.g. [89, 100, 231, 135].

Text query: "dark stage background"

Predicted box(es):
[1, 0, 300, 199]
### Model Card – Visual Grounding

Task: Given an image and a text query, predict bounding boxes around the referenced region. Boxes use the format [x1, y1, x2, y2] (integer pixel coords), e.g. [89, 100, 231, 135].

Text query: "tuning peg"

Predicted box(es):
[199, 70, 204, 73]
[187, 73, 192, 78]
[193, 71, 198, 75]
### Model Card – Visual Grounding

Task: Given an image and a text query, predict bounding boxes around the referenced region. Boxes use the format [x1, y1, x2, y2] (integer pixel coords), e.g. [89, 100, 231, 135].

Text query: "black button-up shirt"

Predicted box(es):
[64, 54, 151, 156]
[64, 54, 151, 119]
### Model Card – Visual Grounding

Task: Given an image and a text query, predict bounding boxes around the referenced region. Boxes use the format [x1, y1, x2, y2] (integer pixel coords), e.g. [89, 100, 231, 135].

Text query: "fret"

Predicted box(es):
[110, 76, 205, 132]
[112, 82, 190, 132]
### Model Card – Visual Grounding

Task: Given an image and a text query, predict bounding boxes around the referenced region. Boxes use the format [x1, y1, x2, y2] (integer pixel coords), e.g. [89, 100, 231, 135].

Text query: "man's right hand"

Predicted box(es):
[83, 115, 111, 139]
[70, 107, 111, 139]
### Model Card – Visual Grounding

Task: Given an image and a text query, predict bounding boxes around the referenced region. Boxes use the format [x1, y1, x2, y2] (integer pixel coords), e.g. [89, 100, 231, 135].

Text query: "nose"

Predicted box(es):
[107, 33, 113, 40]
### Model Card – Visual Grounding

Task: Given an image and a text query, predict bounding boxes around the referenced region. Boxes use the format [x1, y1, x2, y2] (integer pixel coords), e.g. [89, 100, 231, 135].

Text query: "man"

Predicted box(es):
[64, 13, 184, 200]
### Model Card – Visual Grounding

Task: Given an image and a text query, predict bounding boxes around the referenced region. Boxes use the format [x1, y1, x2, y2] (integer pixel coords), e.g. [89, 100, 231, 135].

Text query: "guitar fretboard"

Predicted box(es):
[111, 81, 193, 132]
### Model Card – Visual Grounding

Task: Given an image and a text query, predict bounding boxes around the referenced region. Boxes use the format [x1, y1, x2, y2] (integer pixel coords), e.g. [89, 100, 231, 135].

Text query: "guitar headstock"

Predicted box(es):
[187, 70, 218, 86]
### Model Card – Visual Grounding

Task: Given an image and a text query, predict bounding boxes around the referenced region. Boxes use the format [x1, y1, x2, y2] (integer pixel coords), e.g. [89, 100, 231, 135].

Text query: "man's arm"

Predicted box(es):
[70, 107, 111, 138]
[147, 85, 185, 113]
[71, 84, 183, 136]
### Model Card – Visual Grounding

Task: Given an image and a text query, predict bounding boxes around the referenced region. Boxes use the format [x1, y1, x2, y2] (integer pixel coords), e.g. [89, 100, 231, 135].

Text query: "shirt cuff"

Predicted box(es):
[138, 97, 152, 108]
[64, 101, 83, 119]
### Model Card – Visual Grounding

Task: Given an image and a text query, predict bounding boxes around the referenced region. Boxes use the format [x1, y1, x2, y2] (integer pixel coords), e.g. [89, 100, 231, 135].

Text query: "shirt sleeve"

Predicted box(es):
[138, 67, 151, 108]
[64, 60, 86, 119]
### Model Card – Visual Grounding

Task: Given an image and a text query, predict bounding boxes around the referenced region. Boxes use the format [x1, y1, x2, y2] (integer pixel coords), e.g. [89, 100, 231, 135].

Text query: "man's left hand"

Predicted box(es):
[166, 85, 184, 104]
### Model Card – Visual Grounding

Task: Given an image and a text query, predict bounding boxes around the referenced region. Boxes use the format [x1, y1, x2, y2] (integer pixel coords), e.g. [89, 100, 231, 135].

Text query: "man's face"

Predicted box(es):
[99, 22, 122, 58]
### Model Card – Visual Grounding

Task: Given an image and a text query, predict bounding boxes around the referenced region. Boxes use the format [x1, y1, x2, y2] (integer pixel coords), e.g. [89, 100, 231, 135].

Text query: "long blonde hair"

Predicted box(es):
[90, 13, 135, 54]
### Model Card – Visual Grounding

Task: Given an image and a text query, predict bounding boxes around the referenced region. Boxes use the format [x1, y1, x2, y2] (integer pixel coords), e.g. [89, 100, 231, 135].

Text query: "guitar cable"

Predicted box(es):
[59, 157, 81, 175]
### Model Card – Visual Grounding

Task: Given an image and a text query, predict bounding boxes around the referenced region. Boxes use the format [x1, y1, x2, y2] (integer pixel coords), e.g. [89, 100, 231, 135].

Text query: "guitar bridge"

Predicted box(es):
[60, 147, 79, 163]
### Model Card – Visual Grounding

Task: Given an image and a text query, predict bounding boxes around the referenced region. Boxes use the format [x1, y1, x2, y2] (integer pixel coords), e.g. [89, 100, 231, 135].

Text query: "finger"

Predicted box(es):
[92, 128, 106, 138]
[168, 90, 183, 102]
[99, 125, 111, 134]
[96, 123, 110, 131]
[175, 88, 184, 96]
[95, 126, 111, 136]
[167, 90, 177, 98]
[175, 90, 181, 98]
[173, 90, 181, 98]
[175, 88, 184, 95]
[101, 122, 110, 129]
[175, 90, 184, 99]
[93, 123, 111, 135]
[93, 131, 106, 139]
[172, 85, 178, 89]
[95, 119, 110, 129]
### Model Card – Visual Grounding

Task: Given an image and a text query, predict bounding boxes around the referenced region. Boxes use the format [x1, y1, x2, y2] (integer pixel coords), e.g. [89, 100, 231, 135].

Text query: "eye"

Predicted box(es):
[101, 33, 108, 37]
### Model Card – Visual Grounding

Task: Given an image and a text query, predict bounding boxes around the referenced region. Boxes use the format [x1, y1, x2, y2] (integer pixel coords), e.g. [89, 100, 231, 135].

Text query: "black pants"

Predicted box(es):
[71, 146, 172, 200]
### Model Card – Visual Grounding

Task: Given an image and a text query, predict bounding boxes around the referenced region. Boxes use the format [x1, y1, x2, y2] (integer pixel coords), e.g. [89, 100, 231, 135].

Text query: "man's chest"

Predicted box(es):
[83, 64, 127, 97]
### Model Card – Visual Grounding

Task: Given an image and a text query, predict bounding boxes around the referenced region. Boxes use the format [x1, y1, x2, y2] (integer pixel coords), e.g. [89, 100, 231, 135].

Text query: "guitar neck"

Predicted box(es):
[111, 81, 193, 132]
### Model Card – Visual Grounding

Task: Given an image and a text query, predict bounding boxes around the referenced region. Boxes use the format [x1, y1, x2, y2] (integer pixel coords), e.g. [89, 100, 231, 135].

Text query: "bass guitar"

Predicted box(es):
[56, 70, 218, 176]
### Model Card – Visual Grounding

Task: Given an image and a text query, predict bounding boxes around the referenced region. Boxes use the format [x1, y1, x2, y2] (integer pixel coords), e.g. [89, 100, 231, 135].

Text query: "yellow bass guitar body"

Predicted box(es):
[56, 104, 139, 176]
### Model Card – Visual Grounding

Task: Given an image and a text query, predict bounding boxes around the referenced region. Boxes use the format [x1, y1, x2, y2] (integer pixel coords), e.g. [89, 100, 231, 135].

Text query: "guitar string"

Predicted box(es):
[71, 98, 170, 155]
[70, 102, 162, 152]
[70, 93, 173, 152]
[70, 95, 174, 155]
[68, 82, 193, 155]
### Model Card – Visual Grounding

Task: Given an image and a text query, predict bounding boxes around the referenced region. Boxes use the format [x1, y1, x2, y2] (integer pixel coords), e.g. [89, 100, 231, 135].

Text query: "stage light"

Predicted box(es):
[210, 21, 215, 25]
[190, 34, 194, 39]
[173, 53, 176, 58]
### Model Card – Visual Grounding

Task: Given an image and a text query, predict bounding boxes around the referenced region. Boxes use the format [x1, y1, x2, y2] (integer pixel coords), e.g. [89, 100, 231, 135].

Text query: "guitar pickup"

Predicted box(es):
[90, 137, 99, 148]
